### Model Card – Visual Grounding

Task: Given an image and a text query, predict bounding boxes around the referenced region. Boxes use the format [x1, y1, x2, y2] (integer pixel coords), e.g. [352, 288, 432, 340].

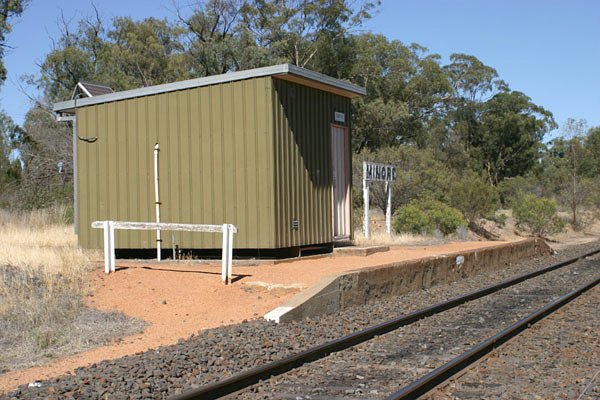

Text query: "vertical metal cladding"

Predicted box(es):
[271, 78, 352, 248]
[76, 74, 353, 251]
[76, 77, 276, 249]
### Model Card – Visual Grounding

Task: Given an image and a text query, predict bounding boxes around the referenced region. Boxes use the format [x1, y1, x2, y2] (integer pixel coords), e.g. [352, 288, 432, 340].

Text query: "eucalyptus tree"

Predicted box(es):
[11, 107, 73, 208]
[240, 0, 380, 69]
[348, 34, 451, 152]
[585, 126, 600, 176]
[443, 53, 507, 154]
[177, 0, 267, 76]
[0, 0, 28, 85]
[0, 111, 24, 206]
[107, 17, 188, 87]
[477, 91, 555, 185]
[38, 13, 188, 103]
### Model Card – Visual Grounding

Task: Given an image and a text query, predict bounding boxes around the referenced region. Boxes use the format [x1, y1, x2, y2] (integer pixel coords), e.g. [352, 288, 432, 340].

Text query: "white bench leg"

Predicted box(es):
[109, 221, 116, 272]
[221, 224, 228, 284]
[103, 221, 110, 274]
[227, 224, 233, 283]
[103, 221, 116, 274]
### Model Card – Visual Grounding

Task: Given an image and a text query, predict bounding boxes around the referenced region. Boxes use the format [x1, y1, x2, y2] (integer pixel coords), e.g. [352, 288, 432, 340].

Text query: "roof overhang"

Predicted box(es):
[53, 64, 366, 114]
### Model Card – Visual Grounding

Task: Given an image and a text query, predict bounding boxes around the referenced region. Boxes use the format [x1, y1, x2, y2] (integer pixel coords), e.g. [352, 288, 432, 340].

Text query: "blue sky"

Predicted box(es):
[2, 0, 599, 139]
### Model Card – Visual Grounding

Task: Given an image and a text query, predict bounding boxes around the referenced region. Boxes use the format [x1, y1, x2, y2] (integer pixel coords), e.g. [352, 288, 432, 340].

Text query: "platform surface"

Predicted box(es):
[1, 240, 514, 390]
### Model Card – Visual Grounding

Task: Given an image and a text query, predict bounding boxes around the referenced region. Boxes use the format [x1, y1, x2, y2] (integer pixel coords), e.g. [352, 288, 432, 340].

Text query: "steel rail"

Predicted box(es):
[387, 274, 600, 400]
[168, 248, 600, 400]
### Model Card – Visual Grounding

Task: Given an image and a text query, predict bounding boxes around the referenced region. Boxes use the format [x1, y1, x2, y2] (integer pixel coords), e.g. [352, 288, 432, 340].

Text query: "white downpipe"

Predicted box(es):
[154, 143, 161, 261]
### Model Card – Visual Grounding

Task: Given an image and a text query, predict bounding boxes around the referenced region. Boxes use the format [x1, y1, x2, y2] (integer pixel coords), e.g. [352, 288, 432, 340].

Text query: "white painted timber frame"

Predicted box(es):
[91, 221, 238, 284]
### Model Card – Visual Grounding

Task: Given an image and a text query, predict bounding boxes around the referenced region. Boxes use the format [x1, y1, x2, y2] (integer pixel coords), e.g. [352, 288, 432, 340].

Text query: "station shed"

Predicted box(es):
[53, 64, 365, 257]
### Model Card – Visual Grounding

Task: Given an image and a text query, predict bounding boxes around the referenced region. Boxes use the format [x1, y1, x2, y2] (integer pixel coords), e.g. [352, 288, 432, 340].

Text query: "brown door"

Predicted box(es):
[331, 125, 350, 240]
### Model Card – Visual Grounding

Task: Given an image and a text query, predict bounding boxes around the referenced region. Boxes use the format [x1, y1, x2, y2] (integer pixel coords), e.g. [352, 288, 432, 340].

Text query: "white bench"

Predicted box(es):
[91, 221, 237, 284]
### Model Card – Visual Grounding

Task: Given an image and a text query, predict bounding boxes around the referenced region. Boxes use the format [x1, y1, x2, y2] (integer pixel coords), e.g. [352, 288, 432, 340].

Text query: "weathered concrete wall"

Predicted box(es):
[265, 238, 552, 323]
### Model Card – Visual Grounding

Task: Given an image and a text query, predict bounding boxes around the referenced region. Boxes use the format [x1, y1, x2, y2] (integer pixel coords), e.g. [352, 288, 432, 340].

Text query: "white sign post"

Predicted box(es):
[363, 162, 397, 239]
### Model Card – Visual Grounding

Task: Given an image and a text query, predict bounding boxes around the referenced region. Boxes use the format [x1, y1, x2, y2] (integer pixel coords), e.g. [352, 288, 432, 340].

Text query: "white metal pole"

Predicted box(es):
[154, 143, 161, 261]
[109, 220, 116, 272]
[103, 221, 110, 274]
[386, 182, 392, 235]
[221, 224, 228, 284]
[363, 174, 370, 240]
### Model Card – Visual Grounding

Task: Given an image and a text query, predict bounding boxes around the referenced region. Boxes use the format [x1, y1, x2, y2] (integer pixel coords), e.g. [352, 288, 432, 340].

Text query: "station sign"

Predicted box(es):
[362, 161, 398, 239]
[363, 162, 397, 182]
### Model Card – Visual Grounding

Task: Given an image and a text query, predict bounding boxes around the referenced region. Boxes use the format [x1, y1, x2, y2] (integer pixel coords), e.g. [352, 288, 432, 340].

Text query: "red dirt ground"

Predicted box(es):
[0, 240, 511, 391]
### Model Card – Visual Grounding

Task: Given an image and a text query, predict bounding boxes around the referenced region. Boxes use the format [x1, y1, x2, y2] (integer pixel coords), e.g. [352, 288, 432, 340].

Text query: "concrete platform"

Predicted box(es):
[265, 238, 552, 322]
[333, 245, 389, 256]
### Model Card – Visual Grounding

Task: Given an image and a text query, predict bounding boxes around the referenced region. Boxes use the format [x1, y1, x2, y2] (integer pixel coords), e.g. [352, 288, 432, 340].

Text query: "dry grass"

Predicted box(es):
[0, 206, 146, 372]
[0, 206, 91, 295]
[352, 229, 449, 247]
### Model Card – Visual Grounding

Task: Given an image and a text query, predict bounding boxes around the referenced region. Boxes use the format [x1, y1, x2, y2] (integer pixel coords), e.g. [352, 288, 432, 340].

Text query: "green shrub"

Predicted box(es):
[393, 199, 466, 236]
[498, 175, 543, 207]
[511, 193, 564, 237]
[449, 171, 500, 222]
[393, 203, 431, 234]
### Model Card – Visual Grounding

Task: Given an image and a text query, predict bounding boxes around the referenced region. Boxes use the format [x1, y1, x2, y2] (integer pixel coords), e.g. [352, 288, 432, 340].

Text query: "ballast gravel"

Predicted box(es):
[2, 241, 600, 399]
[235, 247, 600, 399]
[425, 284, 600, 400]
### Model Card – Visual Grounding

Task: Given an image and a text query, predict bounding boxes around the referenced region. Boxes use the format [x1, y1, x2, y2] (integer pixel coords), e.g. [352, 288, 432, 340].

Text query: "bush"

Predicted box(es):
[393, 203, 430, 234]
[393, 199, 466, 236]
[498, 175, 544, 207]
[511, 193, 565, 237]
[449, 171, 500, 222]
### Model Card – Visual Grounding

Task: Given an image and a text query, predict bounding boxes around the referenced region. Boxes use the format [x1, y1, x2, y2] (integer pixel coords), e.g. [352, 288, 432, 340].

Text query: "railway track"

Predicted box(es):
[387, 277, 599, 400]
[421, 284, 600, 400]
[170, 248, 600, 400]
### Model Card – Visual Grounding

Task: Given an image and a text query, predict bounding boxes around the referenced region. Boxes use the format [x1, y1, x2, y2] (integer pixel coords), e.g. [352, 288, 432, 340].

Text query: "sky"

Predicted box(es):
[2, 0, 599, 139]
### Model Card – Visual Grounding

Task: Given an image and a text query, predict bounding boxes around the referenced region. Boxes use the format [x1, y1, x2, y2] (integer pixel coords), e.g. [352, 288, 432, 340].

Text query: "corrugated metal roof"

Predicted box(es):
[78, 82, 114, 97]
[54, 64, 366, 113]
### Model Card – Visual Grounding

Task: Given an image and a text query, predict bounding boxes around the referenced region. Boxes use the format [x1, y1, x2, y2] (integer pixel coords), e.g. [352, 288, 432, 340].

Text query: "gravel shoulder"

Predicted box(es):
[426, 282, 600, 400]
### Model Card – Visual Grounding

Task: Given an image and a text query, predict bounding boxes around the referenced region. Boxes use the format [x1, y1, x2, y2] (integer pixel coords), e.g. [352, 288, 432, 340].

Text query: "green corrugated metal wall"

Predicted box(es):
[76, 75, 352, 250]
[77, 77, 275, 249]
[271, 78, 351, 248]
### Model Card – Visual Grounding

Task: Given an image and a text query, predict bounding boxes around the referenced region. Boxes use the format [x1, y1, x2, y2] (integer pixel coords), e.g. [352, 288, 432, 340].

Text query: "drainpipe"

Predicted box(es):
[154, 143, 161, 260]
